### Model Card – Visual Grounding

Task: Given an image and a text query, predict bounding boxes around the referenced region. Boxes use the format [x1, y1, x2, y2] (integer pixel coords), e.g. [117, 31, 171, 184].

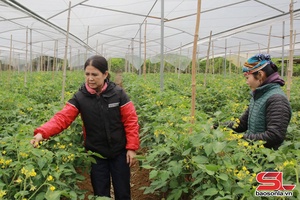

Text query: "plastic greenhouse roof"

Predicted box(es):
[0, 0, 300, 66]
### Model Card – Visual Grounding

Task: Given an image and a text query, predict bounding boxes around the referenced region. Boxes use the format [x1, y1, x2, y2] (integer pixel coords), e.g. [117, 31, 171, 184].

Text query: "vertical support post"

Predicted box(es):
[190, 0, 202, 128]
[61, 1, 71, 105]
[160, 0, 165, 91]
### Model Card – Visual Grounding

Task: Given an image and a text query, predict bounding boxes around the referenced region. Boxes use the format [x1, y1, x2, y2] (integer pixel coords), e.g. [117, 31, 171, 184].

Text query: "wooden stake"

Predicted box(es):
[143, 20, 147, 79]
[61, 1, 71, 106]
[9, 35, 12, 71]
[237, 42, 241, 74]
[267, 25, 272, 54]
[190, 0, 202, 128]
[204, 30, 212, 87]
[286, 0, 294, 101]
[25, 26, 28, 86]
[212, 41, 215, 74]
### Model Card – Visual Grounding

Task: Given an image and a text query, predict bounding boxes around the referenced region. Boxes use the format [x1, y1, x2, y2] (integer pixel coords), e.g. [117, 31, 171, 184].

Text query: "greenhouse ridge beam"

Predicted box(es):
[81, 3, 162, 20]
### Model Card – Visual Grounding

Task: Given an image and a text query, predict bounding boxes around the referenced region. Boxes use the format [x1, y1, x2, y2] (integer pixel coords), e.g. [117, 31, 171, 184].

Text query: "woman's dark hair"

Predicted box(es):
[84, 55, 111, 81]
[253, 62, 278, 78]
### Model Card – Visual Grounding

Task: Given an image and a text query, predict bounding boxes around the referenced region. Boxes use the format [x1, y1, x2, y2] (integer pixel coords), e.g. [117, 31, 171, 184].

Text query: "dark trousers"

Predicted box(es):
[90, 151, 131, 200]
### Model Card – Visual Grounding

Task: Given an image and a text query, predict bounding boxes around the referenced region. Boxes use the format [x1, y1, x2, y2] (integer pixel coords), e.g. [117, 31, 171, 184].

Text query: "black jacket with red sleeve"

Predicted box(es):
[34, 81, 140, 158]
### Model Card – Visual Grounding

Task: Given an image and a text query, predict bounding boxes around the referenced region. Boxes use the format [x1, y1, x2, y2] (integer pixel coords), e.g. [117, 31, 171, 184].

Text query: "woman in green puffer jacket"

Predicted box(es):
[224, 53, 292, 150]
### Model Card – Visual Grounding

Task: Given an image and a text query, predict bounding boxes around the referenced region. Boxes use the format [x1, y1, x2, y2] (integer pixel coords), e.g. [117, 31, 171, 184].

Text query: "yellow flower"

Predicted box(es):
[15, 178, 22, 183]
[283, 160, 291, 167]
[21, 167, 27, 174]
[29, 169, 37, 177]
[20, 152, 29, 158]
[50, 186, 56, 191]
[2, 151, 6, 155]
[5, 159, 12, 165]
[47, 175, 54, 181]
[0, 190, 7, 198]
[30, 185, 36, 191]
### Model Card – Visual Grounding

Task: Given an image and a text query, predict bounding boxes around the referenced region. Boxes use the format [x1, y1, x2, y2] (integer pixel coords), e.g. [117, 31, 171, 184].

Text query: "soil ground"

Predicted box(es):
[77, 73, 159, 200]
[77, 159, 159, 200]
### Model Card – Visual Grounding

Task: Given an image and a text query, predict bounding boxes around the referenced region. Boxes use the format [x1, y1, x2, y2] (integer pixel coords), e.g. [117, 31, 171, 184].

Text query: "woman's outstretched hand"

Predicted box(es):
[30, 133, 44, 147]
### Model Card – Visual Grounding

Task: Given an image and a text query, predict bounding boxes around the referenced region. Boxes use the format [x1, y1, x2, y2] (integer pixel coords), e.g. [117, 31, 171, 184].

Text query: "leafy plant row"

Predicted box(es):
[0, 71, 299, 200]
[122, 73, 300, 200]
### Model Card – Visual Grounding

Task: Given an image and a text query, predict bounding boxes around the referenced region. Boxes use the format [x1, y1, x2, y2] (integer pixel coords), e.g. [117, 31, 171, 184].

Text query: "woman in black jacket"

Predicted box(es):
[31, 55, 140, 199]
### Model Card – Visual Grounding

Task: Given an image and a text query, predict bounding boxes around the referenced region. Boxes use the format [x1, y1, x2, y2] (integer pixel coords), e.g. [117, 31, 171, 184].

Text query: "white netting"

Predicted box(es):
[149, 53, 192, 71]
[125, 54, 143, 70]
[70, 53, 94, 70]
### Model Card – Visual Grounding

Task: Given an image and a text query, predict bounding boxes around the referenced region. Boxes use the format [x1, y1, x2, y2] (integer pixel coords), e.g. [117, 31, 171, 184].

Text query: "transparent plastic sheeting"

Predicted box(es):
[1, 53, 247, 72]
[125, 54, 192, 71]
[125, 54, 144, 71]
[1, 0, 299, 62]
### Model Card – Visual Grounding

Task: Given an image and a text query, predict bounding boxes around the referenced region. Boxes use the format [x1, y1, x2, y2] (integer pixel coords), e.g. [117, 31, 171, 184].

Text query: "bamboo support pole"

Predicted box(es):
[286, 0, 294, 101]
[30, 29, 32, 72]
[237, 42, 241, 73]
[229, 50, 232, 75]
[160, 0, 164, 91]
[25, 26, 28, 86]
[178, 44, 182, 78]
[224, 39, 227, 76]
[85, 26, 89, 61]
[212, 41, 215, 74]
[267, 25, 272, 54]
[143, 20, 147, 79]
[9, 35, 12, 71]
[204, 30, 212, 87]
[190, 0, 202, 127]
[69, 45, 72, 71]
[292, 30, 296, 76]
[281, 21, 285, 77]
[40, 43, 43, 71]
[61, 1, 71, 106]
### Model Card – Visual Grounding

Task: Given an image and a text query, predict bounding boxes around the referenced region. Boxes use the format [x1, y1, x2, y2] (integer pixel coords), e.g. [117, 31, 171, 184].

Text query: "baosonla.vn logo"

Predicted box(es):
[255, 172, 296, 197]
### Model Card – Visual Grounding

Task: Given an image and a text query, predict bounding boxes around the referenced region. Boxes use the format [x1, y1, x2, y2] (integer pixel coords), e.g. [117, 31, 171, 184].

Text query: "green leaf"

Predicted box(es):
[149, 170, 158, 179]
[160, 170, 170, 182]
[205, 164, 220, 172]
[171, 163, 181, 177]
[36, 192, 46, 200]
[203, 188, 218, 196]
[212, 142, 226, 153]
[182, 148, 191, 156]
[217, 173, 228, 181]
[141, 164, 154, 169]
[45, 191, 61, 200]
[204, 143, 213, 156]
[192, 155, 209, 164]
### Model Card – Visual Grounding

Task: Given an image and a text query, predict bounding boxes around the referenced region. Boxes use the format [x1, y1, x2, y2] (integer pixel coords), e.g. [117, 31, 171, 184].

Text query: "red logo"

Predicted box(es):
[256, 172, 296, 191]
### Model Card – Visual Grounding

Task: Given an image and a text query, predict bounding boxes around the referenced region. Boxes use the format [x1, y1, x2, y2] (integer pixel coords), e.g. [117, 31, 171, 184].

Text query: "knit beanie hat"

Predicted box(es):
[84, 55, 108, 74]
[242, 53, 271, 75]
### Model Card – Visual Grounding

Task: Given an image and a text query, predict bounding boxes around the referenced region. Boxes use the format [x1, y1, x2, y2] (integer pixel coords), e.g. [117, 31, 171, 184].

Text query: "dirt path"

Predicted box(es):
[77, 160, 158, 200]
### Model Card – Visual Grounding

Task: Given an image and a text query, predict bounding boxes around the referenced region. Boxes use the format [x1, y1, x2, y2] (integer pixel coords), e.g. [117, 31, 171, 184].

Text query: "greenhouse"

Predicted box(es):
[1, 0, 300, 200]
[1, 0, 300, 69]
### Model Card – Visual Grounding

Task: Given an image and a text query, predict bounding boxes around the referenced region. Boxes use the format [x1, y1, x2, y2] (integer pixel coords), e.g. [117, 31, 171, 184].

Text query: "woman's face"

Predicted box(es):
[245, 73, 261, 91]
[85, 65, 108, 91]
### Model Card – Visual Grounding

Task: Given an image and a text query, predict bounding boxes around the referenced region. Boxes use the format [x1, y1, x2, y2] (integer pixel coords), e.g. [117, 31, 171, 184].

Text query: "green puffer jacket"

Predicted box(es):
[230, 83, 292, 150]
